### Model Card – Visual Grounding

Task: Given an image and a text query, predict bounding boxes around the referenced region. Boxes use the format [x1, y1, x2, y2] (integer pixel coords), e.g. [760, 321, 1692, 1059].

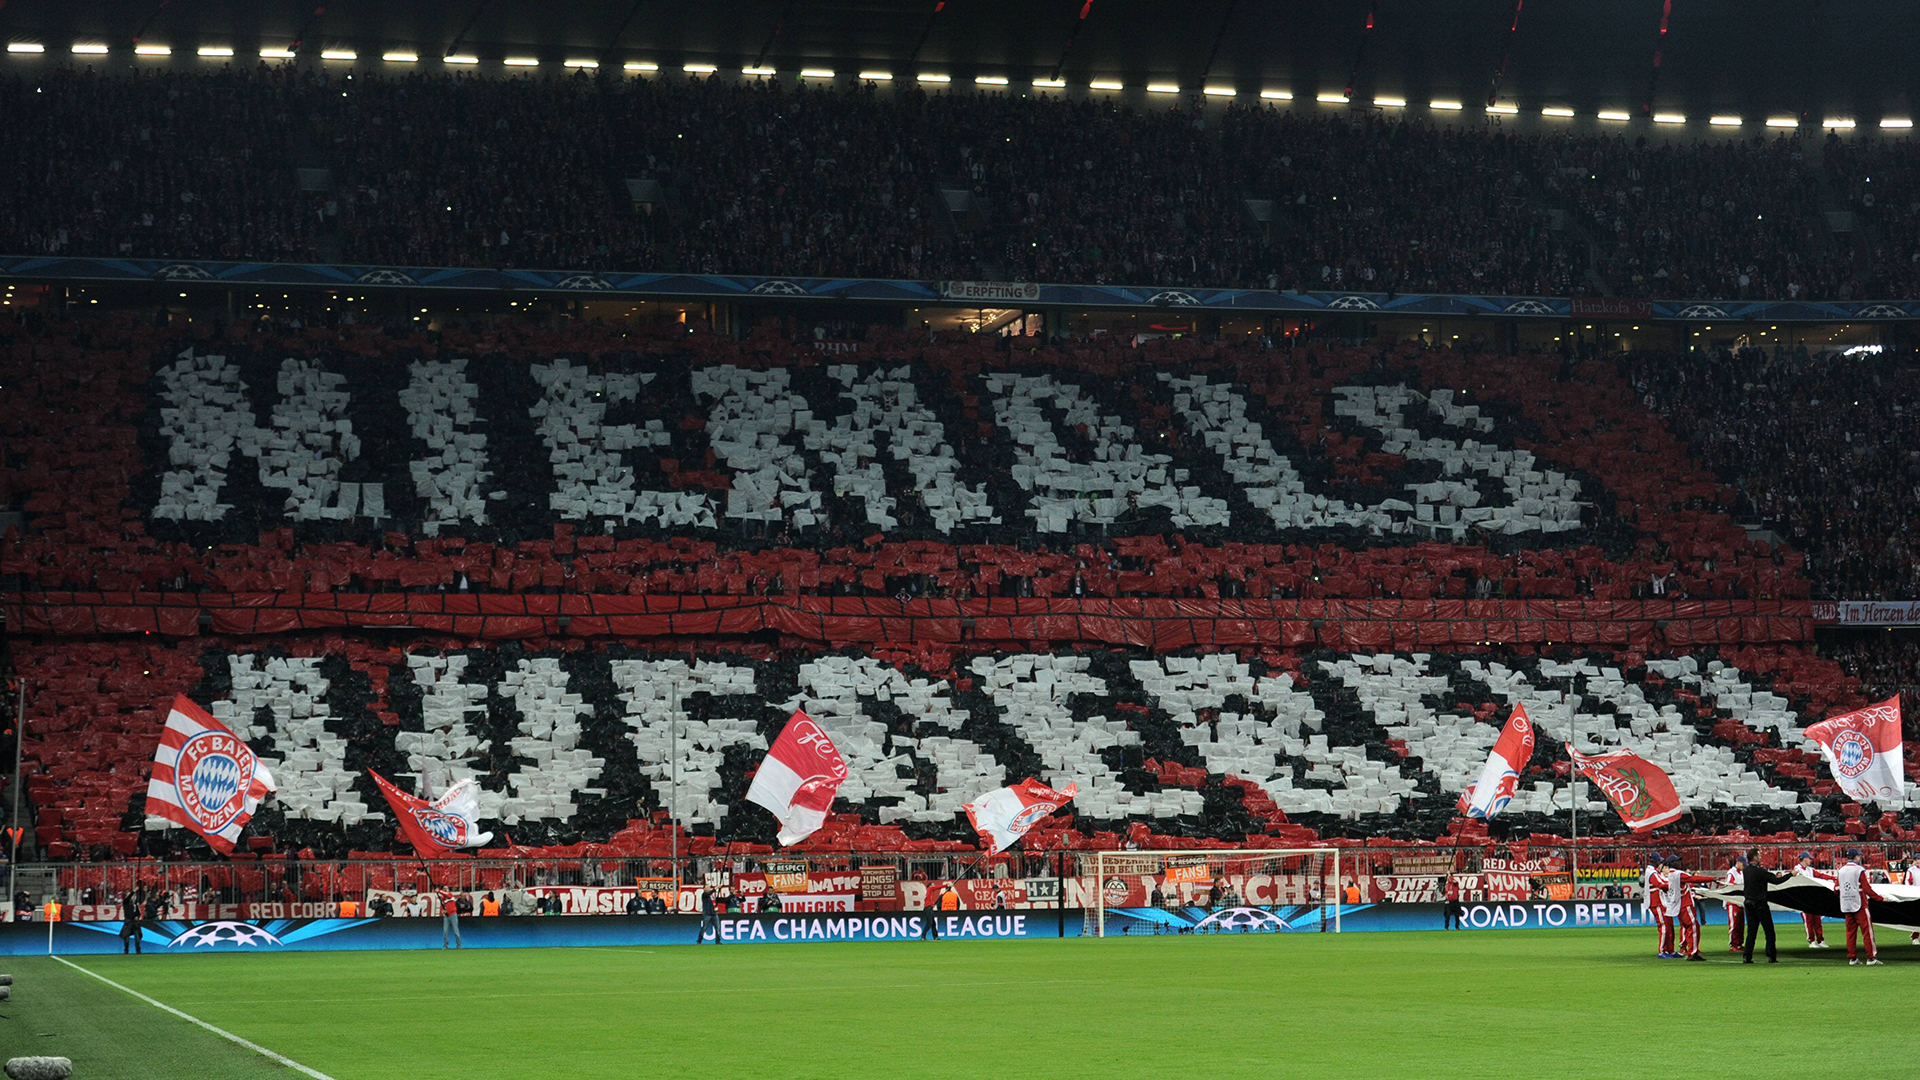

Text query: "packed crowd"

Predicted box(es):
[3, 65, 1915, 299]
[1632, 346, 1920, 600]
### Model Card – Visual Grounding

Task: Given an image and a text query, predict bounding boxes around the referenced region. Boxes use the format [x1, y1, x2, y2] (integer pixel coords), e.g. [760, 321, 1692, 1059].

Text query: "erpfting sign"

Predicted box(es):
[941, 281, 1041, 302]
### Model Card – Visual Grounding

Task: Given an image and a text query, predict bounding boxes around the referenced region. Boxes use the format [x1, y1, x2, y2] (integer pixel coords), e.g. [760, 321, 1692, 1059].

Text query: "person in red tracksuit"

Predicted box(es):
[1644, 856, 1674, 957]
[1810, 849, 1883, 966]
[1656, 855, 1716, 961]
[1722, 859, 1745, 952]
[1793, 852, 1829, 947]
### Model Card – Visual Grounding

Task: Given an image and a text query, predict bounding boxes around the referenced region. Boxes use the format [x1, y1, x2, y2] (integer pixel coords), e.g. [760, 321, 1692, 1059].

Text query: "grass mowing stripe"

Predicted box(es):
[50, 956, 337, 1080]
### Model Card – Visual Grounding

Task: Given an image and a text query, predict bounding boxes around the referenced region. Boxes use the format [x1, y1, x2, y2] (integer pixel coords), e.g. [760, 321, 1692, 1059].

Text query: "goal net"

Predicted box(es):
[1077, 848, 1344, 938]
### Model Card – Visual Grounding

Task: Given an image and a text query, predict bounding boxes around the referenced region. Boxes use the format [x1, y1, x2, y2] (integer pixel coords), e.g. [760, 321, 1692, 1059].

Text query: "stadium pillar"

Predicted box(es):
[1568, 697, 1579, 891]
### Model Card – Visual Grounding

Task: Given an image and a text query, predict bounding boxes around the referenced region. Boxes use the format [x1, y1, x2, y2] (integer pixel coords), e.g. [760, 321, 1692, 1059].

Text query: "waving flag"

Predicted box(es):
[1568, 747, 1682, 832]
[1807, 697, 1906, 804]
[369, 770, 494, 855]
[1457, 702, 1535, 819]
[964, 778, 1078, 853]
[144, 695, 277, 855]
[747, 710, 849, 846]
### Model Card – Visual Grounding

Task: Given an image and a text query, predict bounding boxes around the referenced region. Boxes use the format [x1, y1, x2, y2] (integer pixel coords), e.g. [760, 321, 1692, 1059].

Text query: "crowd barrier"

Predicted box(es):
[3, 592, 1816, 648]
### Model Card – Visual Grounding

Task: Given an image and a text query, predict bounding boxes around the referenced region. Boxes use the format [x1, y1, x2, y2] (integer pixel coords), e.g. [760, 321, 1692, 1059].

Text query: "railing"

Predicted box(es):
[12, 837, 1907, 920]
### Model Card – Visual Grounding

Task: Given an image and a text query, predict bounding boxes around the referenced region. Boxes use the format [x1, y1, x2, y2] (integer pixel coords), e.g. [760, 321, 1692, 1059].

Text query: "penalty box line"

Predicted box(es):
[51, 955, 337, 1080]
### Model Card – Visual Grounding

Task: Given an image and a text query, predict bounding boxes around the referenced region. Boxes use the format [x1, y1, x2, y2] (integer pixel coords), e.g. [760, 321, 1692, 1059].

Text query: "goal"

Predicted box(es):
[1078, 848, 1344, 938]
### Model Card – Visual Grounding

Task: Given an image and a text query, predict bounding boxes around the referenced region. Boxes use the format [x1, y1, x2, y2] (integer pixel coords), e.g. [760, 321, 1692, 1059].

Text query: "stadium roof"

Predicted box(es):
[5, 0, 1917, 121]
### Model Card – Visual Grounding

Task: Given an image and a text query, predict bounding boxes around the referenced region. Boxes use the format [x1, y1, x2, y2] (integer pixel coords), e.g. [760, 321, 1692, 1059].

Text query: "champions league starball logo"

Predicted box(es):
[1831, 729, 1876, 779]
[169, 922, 284, 949]
[1193, 907, 1289, 933]
[174, 730, 257, 833]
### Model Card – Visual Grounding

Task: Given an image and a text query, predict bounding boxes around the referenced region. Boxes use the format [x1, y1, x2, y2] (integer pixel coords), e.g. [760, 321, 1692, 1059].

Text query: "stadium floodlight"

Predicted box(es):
[503, 56, 539, 67]
[258, 47, 295, 59]
[800, 68, 835, 78]
[134, 44, 172, 56]
[1090, 80, 1123, 91]
[1652, 112, 1685, 124]
[1882, 118, 1914, 129]
[741, 65, 775, 76]
[1709, 115, 1742, 127]
[1205, 86, 1237, 98]
[1429, 100, 1463, 111]
[975, 75, 1008, 85]
[199, 45, 237, 57]
[859, 71, 894, 81]
[321, 49, 357, 61]
[623, 61, 657, 72]
[7, 42, 45, 54]
[1597, 110, 1631, 121]
[918, 73, 951, 83]
[1146, 83, 1180, 94]
[71, 43, 109, 55]
[1823, 117, 1856, 129]
[1373, 96, 1405, 108]
[1485, 103, 1518, 114]
[682, 62, 716, 73]
[1260, 89, 1292, 100]
[1315, 92, 1346, 103]
[445, 54, 480, 65]
[383, 51, 418, 63]
[565, 59, 600, 69]
[1765, 116, 1798, 128]
[1542, 106, 1575, 117]
[1032, 78, 1065, 88]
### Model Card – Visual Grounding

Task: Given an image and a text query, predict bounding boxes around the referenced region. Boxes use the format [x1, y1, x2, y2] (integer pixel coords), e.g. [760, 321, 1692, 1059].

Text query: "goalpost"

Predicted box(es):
[1082, 848, 1343, 938]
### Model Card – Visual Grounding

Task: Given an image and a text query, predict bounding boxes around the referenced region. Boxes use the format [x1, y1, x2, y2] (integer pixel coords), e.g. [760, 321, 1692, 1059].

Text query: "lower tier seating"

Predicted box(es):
[12, 636, 1913, 861]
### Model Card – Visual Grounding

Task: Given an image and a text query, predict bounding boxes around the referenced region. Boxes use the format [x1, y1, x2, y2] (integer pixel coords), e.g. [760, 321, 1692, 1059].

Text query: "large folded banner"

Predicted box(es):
[747, 710, 849, 846]
[1567, 747, 1682, 832]
[1458, 702, 1535, 819]
[964, 778, 1078, 853]
[144, 695, 277, 855]
[369, 770, 494, 855]
[1806, 697, 1906, 804]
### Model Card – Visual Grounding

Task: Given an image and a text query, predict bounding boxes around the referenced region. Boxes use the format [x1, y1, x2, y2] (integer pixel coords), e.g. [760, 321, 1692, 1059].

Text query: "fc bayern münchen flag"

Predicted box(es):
[368, 770, 494, 855]
[746, 710, 849, 846]
[1568, 746, 1682, 832]
[1806, 696, 1906, 804]
[964, 778, 1078, 853]
[144, 695, 277, 855]
[1457, 702, 1535, 819]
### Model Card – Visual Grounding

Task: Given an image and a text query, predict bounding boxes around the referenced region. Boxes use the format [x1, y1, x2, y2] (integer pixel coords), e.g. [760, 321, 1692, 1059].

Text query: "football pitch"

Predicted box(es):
[4, 930, 1914, 1080]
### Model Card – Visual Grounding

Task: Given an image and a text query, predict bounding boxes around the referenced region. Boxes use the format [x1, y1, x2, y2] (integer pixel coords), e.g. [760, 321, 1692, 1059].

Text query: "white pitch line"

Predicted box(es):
[51, 955, 337, 1080]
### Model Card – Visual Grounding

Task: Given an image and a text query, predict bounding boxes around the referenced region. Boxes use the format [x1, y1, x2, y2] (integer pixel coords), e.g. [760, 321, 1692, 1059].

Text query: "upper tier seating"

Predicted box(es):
[2, 316, 1813, 602]
[0, 68, 1904, 300]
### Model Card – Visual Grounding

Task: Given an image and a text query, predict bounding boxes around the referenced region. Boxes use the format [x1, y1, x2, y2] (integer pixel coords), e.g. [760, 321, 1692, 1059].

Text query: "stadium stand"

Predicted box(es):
[0, 68, 1912, 299]
[4, 309, 1912, 866]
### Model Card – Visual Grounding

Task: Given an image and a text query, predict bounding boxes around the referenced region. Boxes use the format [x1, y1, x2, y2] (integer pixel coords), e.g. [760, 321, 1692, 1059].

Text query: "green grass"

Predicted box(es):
[4, 931, 1915, 1080]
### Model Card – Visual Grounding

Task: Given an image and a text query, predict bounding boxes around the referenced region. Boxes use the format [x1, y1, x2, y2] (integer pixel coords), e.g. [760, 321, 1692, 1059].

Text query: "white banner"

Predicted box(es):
[1811, 600, 1920, 625]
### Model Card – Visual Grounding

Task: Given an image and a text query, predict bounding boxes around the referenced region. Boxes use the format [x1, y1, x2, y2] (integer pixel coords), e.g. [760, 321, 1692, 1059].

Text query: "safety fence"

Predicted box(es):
[12, 838, 1906, 921]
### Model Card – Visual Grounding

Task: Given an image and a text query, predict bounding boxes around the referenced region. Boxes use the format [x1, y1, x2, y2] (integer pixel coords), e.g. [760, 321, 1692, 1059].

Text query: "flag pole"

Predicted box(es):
[8, 677, 24, 923]
[1568, 696, 1579, 892]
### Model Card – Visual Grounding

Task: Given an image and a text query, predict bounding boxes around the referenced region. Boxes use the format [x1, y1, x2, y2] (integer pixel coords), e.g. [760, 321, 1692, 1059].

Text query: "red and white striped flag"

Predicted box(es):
[144, 695, 277, 855]
[964, 778, 1077, 853]
[1457, 702, 1535, 819]
[369, 770, 493, 855]
[746, 710, 848, 846]
[1807, 696, 1906, 805]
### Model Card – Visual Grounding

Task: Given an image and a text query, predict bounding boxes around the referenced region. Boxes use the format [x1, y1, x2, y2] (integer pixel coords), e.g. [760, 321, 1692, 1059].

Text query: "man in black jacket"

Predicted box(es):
[1738, 853, 1786, 963]
[696, 887, 719, 943]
